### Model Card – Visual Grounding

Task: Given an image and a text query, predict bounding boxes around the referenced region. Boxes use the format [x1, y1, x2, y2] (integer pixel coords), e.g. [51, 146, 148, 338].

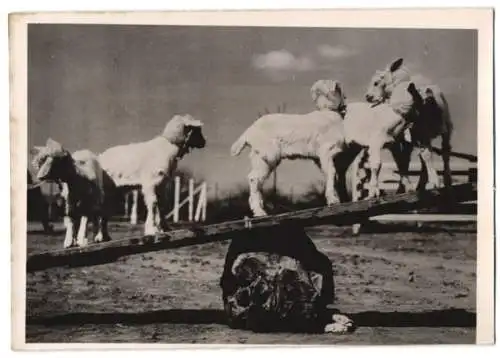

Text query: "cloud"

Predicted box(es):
[317, 45, 356, 59]
[252, 50, 315, 72]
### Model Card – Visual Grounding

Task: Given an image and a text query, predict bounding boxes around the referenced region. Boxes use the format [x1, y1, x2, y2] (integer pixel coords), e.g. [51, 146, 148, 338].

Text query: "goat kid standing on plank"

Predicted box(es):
[230, 80, 347, 217]
[331, 80, 426, 203]
[365, 57, 453, 192]
[98, 114, 206, 237]
[31, 139, 116, 248]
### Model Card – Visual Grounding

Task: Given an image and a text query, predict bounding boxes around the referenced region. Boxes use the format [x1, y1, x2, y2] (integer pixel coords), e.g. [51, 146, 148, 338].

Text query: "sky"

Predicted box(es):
[28, 24, 477, 198]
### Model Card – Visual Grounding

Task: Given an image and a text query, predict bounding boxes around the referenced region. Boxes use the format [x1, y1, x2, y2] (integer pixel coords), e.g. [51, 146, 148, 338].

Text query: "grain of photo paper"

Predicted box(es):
[9, 8, 494, 350]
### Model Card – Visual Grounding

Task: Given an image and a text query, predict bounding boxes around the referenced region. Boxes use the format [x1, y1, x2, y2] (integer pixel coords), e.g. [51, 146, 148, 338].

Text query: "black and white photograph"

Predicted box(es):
[10, 9, 494, 348]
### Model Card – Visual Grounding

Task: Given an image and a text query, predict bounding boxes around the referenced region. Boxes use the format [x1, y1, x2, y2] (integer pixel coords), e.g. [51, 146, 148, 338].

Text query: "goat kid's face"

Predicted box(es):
[185, 124, 206, 150]
[163, 114, 206, 151]
[365, 58, 409, 104]
[311, 80, 346, 112]
[31, 139, 72, 181]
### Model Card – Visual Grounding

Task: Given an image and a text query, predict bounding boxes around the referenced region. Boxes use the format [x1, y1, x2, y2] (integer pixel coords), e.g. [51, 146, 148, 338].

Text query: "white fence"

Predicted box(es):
[123, 177, 207, 224]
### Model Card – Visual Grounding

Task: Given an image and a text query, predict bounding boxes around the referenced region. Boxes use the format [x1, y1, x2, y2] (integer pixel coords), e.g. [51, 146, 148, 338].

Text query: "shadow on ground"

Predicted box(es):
[27, 308, 475, 328]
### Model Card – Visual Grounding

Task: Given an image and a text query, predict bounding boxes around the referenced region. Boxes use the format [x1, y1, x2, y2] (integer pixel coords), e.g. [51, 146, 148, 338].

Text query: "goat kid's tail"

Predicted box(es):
[230, 133, 248, 156]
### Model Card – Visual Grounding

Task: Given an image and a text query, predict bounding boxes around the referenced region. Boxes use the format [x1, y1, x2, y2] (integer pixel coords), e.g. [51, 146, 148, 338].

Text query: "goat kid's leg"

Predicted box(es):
[63, 215, 75, 248]
[142, 186, 160, 236]
[154, 200, 161, 229]
[101, 217, 111, 241]
[76, 215, 89, 247]
[94, 217, 111, 243]
[37, 196, 53, 234]
[92, 216, 101, 242]
[130, 189, 139, 225]
[388, 142, 413, 193]
[442, 134, 452, 187]
[418, 146, 440, 189]
[366, 144, 383, 198]
[60, 183, 76, 248]
[155, 185, 169, 232]
[319, 148, 342, 206]
[248, 154, 274, 217]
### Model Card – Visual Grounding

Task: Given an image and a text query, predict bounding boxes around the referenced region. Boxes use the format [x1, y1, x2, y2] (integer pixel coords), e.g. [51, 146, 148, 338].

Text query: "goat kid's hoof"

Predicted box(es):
[425, 182, 441, 190]
[144, 227, 162, 237]
[76, 238, 89, 247]
[252, 210, 267, 218]
[327, 198, 340, 206]
[243, 216, 253, 229]
[94, 233, 104, 243]
[368, 188, 381, 199]
[94, 233, 111, 243]
[396, 184, 408, 194]
[352, 223, 362, 236]
[63, 238, 74, 249]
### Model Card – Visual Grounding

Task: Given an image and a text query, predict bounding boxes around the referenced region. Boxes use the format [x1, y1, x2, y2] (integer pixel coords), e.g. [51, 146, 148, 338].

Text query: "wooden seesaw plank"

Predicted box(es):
[26, 182, 477, 272]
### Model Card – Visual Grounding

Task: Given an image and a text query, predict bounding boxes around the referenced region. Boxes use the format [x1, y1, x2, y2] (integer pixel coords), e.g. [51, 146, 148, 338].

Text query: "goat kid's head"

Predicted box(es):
[162, 114, 206, 153]
[310, 79, 347, 113]
[30, 138, 73, 182]
[365, 58, 411, 104]
[388, 81, 425, 120]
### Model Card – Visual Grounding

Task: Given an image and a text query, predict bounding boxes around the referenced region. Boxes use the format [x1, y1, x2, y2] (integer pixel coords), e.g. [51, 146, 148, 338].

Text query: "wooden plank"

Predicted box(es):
[26, 182, 476, 273]
[370, 213, 477, 222]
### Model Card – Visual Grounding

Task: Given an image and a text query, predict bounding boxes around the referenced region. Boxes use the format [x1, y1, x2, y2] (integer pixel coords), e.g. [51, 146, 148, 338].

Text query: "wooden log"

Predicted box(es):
[26, 182, 477, 273]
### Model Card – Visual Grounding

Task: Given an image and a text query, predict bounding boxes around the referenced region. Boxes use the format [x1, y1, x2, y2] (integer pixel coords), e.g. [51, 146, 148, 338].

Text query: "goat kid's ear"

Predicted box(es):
[424, 86, 435, 98]
[407, 82, 417, 94]
[389, 58, 404, 72]
[407, 82, 423, 103]
[30, 145, 45, 155]
[334, 81, 343, 94]
[45, 138, 64, 152]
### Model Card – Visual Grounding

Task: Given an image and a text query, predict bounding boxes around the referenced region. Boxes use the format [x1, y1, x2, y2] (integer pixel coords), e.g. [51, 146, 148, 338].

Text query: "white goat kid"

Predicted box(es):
[342, 80, 425, 199]
[365, 58, 454, 191]
[98, 114, 206, 236]
[31, 138, 115, 248]
[231, 81, 346, 217]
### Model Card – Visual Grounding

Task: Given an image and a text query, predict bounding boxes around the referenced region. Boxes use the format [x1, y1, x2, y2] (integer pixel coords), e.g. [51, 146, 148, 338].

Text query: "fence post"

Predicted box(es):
[272, 170, 277, 197]
[194, 182, 207, 222]
[124, 191, 129, 218]
[188, 178, 194, 222]
[48, 183, 53, 220]
[174, 176, 180, 223]
[201, 182, 207, 222]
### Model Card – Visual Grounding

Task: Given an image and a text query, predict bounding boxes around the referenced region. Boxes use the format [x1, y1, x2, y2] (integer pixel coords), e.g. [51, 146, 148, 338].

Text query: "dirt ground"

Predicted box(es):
[25, 220, 477, 344]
